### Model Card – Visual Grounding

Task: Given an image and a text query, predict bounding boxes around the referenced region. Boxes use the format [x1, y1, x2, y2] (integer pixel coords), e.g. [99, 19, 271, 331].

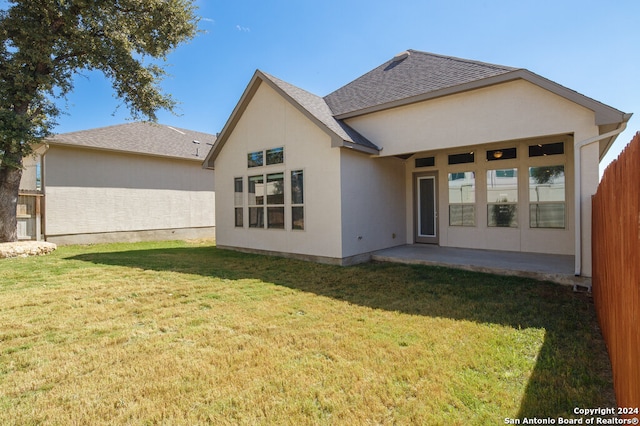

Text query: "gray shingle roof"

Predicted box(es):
[259, 71, 379, 151]
[324, 50, 518, 117]
[49, 122, 216, 161]
[204, 49, 630, 168]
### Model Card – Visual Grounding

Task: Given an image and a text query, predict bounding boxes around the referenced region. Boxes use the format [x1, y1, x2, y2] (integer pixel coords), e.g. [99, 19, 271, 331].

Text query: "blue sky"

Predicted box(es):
[51, 0, 639, 172]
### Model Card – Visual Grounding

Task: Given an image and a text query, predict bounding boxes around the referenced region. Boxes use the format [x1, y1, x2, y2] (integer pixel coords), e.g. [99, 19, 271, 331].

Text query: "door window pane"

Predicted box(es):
[419, 177, 436, 236]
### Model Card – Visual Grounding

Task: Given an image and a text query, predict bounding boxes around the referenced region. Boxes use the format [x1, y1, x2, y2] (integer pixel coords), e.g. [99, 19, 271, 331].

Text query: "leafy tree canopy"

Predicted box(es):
[0, 0, 199, 165]
[0, 0, 198, 242]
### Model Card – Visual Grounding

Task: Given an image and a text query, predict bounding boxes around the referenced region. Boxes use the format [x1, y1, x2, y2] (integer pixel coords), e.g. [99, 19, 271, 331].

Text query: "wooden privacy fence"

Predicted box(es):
[592, 131, 640, 409]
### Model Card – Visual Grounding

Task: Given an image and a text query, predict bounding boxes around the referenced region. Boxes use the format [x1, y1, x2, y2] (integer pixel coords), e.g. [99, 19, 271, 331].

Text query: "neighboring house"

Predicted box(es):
[19, 122, 216, 244]
[203, 49, 631, 277]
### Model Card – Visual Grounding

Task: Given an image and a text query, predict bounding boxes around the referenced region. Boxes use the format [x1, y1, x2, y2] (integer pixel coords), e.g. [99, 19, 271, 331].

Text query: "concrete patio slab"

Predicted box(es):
[371, 245, 591, 288]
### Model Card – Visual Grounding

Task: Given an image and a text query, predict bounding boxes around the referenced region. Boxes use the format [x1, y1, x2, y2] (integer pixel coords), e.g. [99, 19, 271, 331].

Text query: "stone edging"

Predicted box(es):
[0, 241, 57, 259]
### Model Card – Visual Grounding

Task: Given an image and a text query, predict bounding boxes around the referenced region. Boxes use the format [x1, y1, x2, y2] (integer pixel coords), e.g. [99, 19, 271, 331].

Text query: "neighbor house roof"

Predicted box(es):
[49, 122, 216, 161]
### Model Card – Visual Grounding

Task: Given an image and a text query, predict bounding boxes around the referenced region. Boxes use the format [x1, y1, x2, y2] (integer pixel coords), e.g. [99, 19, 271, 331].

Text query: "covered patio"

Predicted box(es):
[372, 245, 591, 288]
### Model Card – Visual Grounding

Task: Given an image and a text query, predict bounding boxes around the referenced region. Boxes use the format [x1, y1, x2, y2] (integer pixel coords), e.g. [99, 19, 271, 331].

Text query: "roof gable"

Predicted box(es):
[49, 122, 216, 161]
[203, 71, 379, 169]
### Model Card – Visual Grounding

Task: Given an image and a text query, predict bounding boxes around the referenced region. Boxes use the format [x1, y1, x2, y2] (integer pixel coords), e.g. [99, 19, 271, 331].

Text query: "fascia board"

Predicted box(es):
[334, 69, 629, 127]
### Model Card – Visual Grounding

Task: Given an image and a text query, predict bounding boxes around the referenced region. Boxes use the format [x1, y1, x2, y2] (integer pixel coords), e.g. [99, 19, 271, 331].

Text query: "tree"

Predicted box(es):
[0, 0, 199, 242]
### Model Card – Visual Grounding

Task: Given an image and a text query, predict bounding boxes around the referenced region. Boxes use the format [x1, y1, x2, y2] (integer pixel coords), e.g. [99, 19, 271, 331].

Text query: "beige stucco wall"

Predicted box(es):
[44, 145, 215, 238]
[345, 79, 601, 275]
[340, 149, 406, 257]
[345, 80, 597, 156]
[214, 81, 344, 260]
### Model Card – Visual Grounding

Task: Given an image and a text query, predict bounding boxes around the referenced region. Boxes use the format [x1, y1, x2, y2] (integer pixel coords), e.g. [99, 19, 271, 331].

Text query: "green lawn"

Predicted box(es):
[0, 240, 614, 425]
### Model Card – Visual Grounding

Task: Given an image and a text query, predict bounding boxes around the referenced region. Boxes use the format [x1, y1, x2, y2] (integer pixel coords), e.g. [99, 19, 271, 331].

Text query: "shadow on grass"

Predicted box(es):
[69, 245, 614, 418]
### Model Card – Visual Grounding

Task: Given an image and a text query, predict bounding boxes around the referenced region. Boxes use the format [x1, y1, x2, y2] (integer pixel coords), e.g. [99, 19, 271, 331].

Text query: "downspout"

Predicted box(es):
[574, 121, 627, 276]
[39, 143, 50, 241]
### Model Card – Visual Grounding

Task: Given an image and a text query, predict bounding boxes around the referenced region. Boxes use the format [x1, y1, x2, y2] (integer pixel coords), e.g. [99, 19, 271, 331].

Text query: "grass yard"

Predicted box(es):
[0, 240, 614, 425]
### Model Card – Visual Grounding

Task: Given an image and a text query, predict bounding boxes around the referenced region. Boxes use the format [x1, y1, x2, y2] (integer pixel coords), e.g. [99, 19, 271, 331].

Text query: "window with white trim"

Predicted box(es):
[448, 171, 475, 226]
[248, 175, 264, 228]
[266, 172, 285, 229]
[529, 165, 565, 228]
[291, 170, 304, 230]
[487, 168, 518, 227]
[234, 177, 243, 227]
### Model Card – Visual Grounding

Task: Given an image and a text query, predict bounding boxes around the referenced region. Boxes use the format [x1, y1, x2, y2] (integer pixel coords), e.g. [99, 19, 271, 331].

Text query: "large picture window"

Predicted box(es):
[238, 168, 302, 231]
[529, 165, 565, 228]
[448, 172, 475, 226]
[487, 168, 518, 227]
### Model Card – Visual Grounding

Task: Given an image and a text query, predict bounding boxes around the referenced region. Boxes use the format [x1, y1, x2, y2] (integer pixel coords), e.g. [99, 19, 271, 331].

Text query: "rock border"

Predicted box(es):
[0, 241, 57, 259]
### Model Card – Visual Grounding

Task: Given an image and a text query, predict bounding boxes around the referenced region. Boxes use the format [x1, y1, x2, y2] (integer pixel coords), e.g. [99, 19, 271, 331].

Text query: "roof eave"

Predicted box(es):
[333, 69, 630, 127]
[47, 139, 205, 163]
[598, 112, 633, 160]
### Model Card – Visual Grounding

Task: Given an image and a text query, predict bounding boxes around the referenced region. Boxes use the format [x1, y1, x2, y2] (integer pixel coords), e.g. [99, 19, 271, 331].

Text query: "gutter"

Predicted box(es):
[574, 119, 629, 276]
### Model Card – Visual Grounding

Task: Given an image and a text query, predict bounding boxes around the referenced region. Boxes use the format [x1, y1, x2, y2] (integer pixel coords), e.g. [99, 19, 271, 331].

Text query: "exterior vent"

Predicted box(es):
[392, 51, 410, 62]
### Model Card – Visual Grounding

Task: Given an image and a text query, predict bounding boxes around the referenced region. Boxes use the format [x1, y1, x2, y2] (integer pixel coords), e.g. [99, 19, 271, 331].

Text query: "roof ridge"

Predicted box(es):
[324, 49, 520, 117]
[406, 49, 519, 72]
[54, 121, 215, 138]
